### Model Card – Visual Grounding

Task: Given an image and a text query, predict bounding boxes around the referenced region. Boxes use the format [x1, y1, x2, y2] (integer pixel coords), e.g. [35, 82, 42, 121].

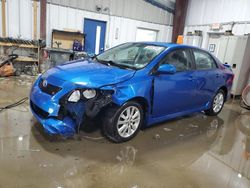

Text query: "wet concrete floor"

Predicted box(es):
[0, 76, 250, 188]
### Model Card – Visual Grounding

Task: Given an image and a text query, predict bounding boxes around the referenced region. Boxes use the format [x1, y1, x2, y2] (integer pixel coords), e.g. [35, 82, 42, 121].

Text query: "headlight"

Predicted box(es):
[68, 90, 81, 102]
[82, 89, 96, 99]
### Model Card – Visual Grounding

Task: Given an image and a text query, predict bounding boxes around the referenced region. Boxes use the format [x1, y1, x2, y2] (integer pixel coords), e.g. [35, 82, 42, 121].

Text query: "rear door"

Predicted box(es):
[191, 49, 223, 107]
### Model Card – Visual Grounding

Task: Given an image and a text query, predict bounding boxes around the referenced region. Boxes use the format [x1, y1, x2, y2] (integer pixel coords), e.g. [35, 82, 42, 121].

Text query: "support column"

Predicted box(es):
[172, 0, 189, 43]
[1, 0, 6, 37]
[33, 0, 38, 39]
[40, 0, 46, 40]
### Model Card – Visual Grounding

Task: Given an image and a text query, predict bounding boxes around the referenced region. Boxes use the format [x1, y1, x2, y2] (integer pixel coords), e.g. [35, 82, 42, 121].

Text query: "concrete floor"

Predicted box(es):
[0, 76, 250, 188]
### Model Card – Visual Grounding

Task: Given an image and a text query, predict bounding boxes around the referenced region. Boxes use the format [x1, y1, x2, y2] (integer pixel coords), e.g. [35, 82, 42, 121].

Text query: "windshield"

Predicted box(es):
[96, 43, 165, 69]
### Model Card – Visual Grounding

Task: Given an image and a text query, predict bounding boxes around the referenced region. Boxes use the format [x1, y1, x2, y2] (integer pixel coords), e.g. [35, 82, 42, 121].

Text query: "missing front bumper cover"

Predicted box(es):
[38, 94, 113, 136]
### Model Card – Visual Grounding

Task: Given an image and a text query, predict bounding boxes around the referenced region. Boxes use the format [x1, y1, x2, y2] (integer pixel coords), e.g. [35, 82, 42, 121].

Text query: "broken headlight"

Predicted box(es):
[68, 90, 81, 102]
[82, 89, 96, 99]
[67, 89, 112, 103]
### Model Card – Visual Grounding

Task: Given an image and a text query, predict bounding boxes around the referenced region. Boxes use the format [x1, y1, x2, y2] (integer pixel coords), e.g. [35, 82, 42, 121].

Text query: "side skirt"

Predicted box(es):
[147, 106, 209, 126]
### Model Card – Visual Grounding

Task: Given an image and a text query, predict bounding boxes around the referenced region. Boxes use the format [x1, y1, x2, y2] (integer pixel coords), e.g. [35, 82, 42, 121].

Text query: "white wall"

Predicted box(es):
[186, 0, 250, 25]
[0, 1, 2, 36]
[47, 0, 173, 26]
[0, 1, 2, 37]
[0, 0, 40, 39]
[46, 3, 173, 49]
[184, 0, 250, 48]
[0, 1, 172, 48]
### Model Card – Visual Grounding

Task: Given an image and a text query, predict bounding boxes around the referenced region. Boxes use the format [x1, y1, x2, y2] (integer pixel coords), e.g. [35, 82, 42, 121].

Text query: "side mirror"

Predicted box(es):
[87, 53, 97, 59]
[157, 64, 176, 74]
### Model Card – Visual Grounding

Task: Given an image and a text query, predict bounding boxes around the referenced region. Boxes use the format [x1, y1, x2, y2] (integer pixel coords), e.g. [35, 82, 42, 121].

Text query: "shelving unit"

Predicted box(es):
[0, 42, 39, 49]
[0, 40, 41, 73]
[51, 29, 85, 50]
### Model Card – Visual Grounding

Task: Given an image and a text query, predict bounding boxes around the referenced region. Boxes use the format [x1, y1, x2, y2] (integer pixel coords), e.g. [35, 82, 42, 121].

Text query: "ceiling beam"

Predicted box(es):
[144, 0, 175, 13]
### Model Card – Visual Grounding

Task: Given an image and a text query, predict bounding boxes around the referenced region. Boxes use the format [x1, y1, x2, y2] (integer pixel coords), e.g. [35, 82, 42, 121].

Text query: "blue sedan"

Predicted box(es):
[30, 42, 234, 142]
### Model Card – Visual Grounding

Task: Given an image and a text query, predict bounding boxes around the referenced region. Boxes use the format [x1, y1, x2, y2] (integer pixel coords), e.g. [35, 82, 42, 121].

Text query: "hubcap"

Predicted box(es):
[117, 106, 141, 138]
[213, 93, 224, 113]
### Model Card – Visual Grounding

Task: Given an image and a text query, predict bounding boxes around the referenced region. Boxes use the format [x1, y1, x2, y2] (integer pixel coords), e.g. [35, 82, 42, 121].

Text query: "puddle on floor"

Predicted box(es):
[0, 77, 250, 188]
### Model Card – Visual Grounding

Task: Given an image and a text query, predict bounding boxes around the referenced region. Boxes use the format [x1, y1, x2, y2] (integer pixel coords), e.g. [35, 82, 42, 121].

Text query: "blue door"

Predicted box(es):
[191, 49, 224, 107]
[84, 18, 106, 55]
[153, 48, 197, 117]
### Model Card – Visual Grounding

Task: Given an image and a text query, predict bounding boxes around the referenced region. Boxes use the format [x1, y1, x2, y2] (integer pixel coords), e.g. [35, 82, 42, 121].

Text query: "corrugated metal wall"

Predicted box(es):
[186, 0, 250, 25]
[0, 1, 2, 37]
[47, 3, 173, 48]
[185, 0, 250, 48]
[0, 0, 173, 48]
[0, 0, 40, 39]
[47, 0, 173, 25]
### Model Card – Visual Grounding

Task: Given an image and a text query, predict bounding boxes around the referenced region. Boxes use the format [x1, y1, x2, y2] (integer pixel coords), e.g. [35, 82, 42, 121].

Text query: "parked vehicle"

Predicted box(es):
[30, 42, 234, 143]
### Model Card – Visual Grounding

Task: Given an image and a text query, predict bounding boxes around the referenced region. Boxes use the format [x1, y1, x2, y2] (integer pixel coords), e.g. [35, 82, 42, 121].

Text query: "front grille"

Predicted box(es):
[39, 79, 62, 95]
[30, 100, 49, 119]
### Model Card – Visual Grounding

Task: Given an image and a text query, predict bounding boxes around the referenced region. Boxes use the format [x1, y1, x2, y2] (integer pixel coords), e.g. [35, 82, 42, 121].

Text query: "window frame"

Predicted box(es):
[191, 49, 219, 71]
[151, 48, 196, 74]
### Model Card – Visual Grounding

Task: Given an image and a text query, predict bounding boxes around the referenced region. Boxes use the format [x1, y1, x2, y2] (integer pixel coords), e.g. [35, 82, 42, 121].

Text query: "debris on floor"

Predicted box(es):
[163, 127, 172, 132]
[39, 162, 54, 168]
[188, 124, 199, 128]
[153, 134, 161, 140]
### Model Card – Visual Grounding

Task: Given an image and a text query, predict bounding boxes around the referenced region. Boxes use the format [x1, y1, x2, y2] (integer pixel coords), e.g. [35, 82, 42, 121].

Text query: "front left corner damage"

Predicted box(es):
[55, 93, 113, 136]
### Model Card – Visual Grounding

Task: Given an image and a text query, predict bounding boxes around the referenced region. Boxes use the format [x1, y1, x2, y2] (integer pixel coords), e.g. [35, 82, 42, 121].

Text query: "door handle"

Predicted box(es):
[216, 74, 220, 78]
[188, 76, 194, 81]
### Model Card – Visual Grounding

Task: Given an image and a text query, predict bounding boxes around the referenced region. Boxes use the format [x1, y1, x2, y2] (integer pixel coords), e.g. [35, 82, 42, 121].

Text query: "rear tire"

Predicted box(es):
[205, 89, 225, 116]
[102, 101, 143, 143]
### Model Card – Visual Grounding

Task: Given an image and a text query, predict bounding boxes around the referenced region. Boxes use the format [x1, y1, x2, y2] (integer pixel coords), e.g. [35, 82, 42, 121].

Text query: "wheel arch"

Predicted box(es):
[219, 86, 228, 101]
[127, 96, 149, 114]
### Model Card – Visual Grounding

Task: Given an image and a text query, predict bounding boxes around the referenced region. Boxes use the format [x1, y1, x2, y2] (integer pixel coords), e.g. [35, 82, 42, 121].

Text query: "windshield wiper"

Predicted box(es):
[96, 59, 134, 70]
[95, 57, 111, 66]
[106, 60, 134, 70]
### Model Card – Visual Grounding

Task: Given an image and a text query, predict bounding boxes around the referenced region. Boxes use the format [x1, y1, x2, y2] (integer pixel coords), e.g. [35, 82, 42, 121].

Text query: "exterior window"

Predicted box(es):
[161, 49, 192, 72]
[136, 28, 158, 42]
[193, 50, 217, 70]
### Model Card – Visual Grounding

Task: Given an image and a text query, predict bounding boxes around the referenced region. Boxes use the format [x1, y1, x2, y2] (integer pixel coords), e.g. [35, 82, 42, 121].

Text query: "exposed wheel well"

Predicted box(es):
[219, 86, 228, 101]
[128, 97, 149, 113]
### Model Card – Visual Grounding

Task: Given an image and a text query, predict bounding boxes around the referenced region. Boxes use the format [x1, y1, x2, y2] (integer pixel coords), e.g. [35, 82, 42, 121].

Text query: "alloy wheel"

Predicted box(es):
[213, 92, 224, 113]
[117, 106, 141, 138]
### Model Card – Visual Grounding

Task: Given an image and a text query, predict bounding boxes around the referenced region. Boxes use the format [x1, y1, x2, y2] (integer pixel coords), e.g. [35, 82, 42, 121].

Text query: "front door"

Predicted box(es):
[153, 48, 197, 117]
[84, 18, 106, 54]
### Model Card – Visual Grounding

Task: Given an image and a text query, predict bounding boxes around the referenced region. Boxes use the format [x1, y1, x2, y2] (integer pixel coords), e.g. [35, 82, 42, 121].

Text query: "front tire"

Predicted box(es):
[205, 89, 225, 116]
[102, 101, 143, 143]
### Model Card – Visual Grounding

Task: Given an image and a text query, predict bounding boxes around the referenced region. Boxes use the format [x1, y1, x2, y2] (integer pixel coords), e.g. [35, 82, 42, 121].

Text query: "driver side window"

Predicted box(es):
[101, 47, 139, 61]
[115, 47, 139, 60]
[161, 49, 192, 72]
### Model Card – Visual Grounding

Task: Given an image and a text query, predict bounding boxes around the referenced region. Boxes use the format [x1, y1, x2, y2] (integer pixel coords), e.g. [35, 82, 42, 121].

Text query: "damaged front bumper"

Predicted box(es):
[30, 78, 113, 136]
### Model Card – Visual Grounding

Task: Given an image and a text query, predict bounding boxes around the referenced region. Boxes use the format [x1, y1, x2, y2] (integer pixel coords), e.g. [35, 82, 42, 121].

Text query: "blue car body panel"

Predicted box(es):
[30, 43, 234, 136]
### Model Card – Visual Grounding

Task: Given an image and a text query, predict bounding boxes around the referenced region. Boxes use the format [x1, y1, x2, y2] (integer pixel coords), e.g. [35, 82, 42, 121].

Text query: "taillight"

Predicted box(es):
[242, 85, 250, 106]
[227, 74, 234, 85]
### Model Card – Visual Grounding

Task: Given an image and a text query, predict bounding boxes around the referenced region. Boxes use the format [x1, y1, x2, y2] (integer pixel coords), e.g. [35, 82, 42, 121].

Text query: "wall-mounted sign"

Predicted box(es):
[209, 44, 216, 52]
[211, 23, 221, 30]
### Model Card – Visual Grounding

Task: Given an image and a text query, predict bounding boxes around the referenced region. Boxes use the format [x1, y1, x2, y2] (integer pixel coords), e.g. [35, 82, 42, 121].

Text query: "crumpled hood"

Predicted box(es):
[43, 60, 135, 88]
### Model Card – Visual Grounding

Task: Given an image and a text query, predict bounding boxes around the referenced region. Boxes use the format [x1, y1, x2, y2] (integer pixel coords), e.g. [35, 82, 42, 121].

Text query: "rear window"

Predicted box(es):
[193, 50, 217, 70]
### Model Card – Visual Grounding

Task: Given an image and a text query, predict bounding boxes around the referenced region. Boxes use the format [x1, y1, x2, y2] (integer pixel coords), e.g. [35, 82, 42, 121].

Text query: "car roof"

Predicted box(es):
[133, 42, 200, 50]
